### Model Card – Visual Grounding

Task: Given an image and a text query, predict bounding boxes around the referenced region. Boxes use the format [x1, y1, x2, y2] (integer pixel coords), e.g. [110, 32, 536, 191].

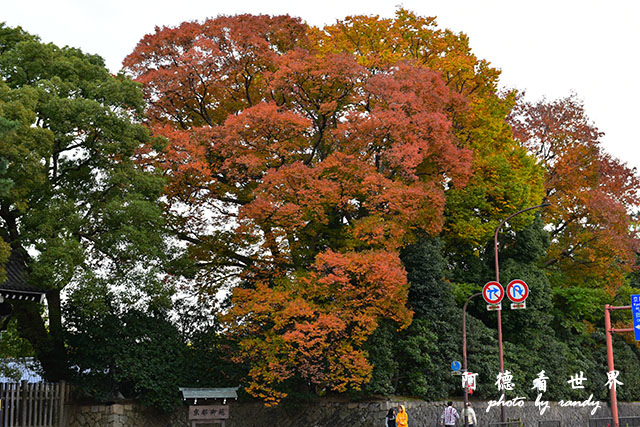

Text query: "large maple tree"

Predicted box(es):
[124, 14, 474, 402]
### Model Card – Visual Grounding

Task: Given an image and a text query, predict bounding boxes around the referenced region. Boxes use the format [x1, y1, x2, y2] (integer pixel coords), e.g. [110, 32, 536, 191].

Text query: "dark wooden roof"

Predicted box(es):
[179, 387, 239, 400]
[0, 253, 45, 303]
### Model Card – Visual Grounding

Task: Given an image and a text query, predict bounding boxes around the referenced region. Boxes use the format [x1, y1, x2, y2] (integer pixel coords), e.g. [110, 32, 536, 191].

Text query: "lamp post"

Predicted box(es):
[494, 202, 550, 423]
[463, 292, 482, 427]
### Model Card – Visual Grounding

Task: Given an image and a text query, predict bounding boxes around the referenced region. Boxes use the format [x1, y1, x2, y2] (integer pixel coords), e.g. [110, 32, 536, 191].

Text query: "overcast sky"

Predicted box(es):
[2, 0, 639, 171]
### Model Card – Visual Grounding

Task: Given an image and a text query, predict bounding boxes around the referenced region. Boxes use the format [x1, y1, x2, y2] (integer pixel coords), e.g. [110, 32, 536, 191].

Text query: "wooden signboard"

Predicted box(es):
[189, 405, 229, 427]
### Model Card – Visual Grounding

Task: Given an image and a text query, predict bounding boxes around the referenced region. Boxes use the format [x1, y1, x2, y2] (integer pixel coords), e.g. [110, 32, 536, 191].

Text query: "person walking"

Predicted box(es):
[440, 401, 460, 426]
[385, 408, 397, 427]
[462, 402, 477, 427]
[396, 405, 408, 427]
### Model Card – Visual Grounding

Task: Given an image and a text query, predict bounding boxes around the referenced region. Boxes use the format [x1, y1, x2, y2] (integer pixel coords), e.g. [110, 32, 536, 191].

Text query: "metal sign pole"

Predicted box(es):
[604, 305, 619, 427]
[493, 202, 550, 424]
[604, 304, 633, 427]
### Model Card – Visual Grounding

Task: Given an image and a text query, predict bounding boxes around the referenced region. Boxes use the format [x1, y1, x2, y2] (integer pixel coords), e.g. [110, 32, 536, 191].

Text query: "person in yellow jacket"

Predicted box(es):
[396, 405, 408, 427]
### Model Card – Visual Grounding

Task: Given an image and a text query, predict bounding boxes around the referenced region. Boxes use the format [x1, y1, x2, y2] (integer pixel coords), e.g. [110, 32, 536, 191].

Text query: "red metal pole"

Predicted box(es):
[493, 202, 549, 424]
[497, 308, 506, 423]
[494, 216, 506, 424]
[604, 305, 619, 427]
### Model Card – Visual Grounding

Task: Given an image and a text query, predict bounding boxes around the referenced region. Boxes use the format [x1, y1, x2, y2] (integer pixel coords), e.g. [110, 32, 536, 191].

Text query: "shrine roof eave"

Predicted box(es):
[179, 387, 239, 400]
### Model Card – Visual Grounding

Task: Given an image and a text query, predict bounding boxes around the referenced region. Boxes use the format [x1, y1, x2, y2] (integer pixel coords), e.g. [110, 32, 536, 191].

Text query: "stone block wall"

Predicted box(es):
[221, 399, 616, 427]
[64, 399, 640, 427]
[66, 402, 186, 427]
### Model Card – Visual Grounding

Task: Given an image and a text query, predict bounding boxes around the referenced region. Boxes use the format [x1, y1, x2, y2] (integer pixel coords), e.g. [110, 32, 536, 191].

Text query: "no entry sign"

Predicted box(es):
[482, 281, 504, 305]
[506, 279, 529, 303]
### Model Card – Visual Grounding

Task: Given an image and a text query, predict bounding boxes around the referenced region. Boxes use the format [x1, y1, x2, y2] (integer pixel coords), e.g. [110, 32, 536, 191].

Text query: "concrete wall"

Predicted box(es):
[65, 399, 640, 427]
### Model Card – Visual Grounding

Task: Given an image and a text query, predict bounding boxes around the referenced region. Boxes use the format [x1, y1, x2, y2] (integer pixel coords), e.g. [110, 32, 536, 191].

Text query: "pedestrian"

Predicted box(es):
[462, 402, 477, 427]
[440, 401, 460, 426]
[396, 404, 408, 427]
[385, 408, 397, 427]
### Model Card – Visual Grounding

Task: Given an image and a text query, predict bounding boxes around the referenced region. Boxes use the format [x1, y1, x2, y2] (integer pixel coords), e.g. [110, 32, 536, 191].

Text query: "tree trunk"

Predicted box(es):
[14, 289, 69, 381]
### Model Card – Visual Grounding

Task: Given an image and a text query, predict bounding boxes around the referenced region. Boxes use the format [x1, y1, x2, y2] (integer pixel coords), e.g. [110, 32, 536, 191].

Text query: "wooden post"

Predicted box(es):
[39, 382, 44, 426]
[48, 384, 54, 426]
[3, 383, 7, 427]
[32, 383, 36, 427]
[2, 384, 5, 426]
[20, 380, 26, 427]
[2, 383, 7, 426]
[28, 381, 33, 426]
[36, 382, 41, 427]
[11, 382, 16, 427]
[53, 382, 60, 427]
[40, 382, 44, 426]
[58, 381, 66, 427]
[2, 383, 8, 427]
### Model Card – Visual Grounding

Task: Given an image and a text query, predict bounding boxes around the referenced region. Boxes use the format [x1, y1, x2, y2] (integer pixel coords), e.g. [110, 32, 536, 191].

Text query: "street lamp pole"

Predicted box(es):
[463, 292, 482, 427]
[494, 202, 550, 423]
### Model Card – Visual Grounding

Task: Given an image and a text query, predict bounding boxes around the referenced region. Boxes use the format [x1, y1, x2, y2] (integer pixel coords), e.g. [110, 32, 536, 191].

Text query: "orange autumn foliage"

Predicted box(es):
[313, 9, 500, 98]
[231, 250, 410, 404]
[510, 94, 640, 293]
[124, 14, 472, 403]
[314, 9, 545, 249]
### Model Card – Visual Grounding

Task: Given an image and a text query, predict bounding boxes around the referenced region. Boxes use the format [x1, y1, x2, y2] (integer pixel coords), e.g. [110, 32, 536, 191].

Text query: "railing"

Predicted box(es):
[0, 381, 69, 427]
[589, 417, 640, 427]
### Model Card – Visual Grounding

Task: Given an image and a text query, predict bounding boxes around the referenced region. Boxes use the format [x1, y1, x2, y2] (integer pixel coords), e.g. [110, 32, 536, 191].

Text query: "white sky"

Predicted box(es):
[2, 0, 639, 171]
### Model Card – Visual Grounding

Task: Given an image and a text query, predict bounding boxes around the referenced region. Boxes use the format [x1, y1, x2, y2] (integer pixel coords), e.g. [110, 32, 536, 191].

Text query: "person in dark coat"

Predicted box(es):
[385, 408, 397, 427]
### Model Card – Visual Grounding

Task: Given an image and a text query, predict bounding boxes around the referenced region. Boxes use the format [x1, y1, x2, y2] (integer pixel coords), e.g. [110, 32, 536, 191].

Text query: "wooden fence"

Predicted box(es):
[0, 381, 69, 427]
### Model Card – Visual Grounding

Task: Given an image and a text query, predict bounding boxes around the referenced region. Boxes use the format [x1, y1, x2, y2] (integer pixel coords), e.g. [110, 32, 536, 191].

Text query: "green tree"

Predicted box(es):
[0, 50, 17, 279]
[0, 317, 36, 382]
[361, 237, 463, 399]
[0, 24, 168, 380]
[64, 281, 181, 411]
[64, 281, 244, 411]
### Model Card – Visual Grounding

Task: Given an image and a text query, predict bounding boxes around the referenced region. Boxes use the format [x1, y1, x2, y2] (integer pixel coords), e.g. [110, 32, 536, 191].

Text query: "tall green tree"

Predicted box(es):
[0, 24, 168, 380]
[362, 237, 465, 399]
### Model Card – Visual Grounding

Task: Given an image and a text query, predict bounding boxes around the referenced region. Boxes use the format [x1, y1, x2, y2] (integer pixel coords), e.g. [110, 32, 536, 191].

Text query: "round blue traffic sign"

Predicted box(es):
[482, 281, 504, 304]
[451, 360, 461, 371]
[507, 279, 529, 303]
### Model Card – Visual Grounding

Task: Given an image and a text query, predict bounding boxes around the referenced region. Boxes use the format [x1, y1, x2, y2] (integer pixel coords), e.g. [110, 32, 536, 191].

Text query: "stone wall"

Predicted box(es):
[64, 399, 640, 427]
[66, 403, 185, 427]
[221, 399, 628, 427]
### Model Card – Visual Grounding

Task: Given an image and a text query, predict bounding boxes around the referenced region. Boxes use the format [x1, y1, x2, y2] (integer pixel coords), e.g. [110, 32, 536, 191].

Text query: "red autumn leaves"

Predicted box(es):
[124, 13, 639, 404]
